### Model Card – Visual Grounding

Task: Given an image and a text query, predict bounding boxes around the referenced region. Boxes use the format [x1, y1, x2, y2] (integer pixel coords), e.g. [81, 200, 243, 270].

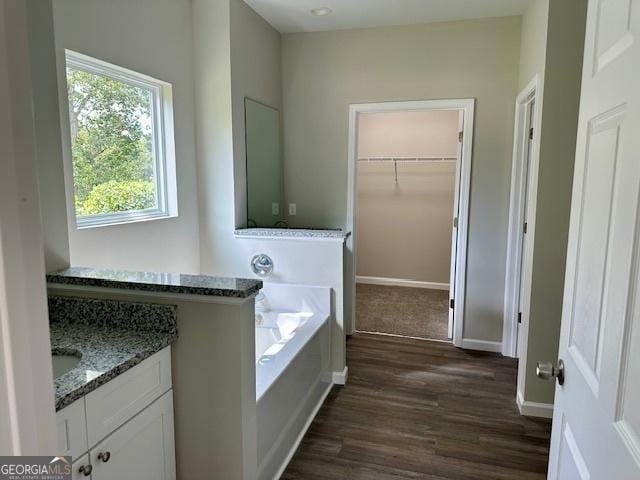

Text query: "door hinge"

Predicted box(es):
[453, 216, 458, 228]
[523, 222, 528, 234]
[518, 312, 522, 324]
[450, 299, 455, 310]
[458, 131, 463, 142]
[529, 127, 534, 140]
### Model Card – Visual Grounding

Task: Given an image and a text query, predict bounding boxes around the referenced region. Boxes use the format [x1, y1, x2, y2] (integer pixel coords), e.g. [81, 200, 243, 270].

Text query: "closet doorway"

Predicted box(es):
[346, 99, 474, 345]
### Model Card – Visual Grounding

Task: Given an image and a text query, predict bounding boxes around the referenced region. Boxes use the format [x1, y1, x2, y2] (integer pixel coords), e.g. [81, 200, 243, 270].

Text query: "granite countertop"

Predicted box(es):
[52, 324, 177, 411]
[47, 267, 262, 299]
[50, 295, 178, 411]
[234, 228, 350, 240]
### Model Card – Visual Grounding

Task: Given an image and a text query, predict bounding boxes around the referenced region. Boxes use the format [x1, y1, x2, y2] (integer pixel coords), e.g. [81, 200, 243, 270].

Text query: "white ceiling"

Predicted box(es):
[243, 0, 530, 34]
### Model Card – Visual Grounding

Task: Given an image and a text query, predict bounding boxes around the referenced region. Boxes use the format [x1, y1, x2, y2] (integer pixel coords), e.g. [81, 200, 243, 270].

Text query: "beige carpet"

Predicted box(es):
[355, 283, 450, 341]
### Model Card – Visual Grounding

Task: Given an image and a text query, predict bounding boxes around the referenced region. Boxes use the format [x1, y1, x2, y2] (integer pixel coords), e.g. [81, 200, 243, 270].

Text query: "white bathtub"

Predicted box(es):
[255, 283, 332, 480]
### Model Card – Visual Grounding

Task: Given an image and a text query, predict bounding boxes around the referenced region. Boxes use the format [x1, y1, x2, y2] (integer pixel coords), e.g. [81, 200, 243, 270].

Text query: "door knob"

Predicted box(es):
[536, 359, 564, 385]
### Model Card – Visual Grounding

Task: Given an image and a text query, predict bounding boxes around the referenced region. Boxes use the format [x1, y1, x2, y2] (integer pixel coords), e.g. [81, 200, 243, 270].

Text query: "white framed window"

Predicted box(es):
[64, 50, 177, 228]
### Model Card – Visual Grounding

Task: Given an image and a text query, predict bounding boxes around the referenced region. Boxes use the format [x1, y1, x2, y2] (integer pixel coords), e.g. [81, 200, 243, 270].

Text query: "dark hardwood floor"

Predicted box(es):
[282, 333, 551, 480]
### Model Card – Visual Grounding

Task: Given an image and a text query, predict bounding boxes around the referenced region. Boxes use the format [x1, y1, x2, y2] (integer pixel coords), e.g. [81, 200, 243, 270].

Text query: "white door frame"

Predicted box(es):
[0, 0, 58, 454]
[503, 75, 543, 358]
[346, 98, 475, 347]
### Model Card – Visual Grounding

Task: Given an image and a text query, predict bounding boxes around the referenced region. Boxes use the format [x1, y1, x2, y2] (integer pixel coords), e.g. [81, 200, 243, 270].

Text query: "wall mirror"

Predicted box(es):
[245, 98, 283, 227]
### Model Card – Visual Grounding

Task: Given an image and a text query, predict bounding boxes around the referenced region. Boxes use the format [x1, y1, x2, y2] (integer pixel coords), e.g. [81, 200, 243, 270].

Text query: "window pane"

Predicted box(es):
[66, 66, 158, 218]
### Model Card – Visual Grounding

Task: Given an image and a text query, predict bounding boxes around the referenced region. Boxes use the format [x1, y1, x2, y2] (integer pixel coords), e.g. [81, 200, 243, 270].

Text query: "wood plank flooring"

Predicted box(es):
[281, 333, 551, 480]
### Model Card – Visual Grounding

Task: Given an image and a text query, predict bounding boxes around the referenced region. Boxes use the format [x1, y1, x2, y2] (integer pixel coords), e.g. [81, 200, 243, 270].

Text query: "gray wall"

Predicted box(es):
[522, 0, 587, 404]
[52, 0, 201, 273]
[230, 0, 282, 229]
[517, 0, 549, 92]
[282, 17, 522, 343]
[196, 0, 283, 276]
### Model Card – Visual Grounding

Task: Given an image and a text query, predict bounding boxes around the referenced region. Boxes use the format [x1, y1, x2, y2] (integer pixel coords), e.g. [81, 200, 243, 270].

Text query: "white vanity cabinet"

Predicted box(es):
[57, 347, 175, 480]
[90, 391, 175, 480]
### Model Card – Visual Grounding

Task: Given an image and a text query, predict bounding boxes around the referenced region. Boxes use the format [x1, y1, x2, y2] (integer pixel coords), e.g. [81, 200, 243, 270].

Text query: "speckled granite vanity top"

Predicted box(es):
[49, 296, 178, 411]
[234, 227, 349, 240]
[47, 266, 262, 298]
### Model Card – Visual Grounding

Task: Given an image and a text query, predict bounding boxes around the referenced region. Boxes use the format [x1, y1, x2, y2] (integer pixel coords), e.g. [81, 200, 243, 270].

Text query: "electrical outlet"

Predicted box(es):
[272, 202, 280, 215]
[288, 203, 297, 215]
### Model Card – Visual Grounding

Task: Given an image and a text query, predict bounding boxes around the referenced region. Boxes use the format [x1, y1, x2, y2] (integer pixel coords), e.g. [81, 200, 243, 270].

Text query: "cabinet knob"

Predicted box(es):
[97, 451, 111, 463]
[78, 464, 92, 476]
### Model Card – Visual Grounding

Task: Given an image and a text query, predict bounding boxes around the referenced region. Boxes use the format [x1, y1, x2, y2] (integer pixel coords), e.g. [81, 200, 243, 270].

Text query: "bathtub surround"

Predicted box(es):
[47, 267, 262, 298]
[233, 234, 348, 380]
[49, 295, 178, 410]
[255, 284, 332, 480]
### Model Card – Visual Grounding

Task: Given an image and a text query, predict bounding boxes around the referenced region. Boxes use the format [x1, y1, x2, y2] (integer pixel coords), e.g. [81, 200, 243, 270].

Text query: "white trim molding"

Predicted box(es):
[332, 367, 348, 385]
[459, 339, 503, 353]
[356, 276, 449, 290]
[346, 98, 475, 347]
[503, 75, 543, 358]
[517, 392, 554, 419]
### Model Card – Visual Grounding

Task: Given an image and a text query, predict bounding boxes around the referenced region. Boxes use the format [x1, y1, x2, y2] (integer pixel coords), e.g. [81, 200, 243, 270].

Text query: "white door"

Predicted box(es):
[547, 0, 640, 478]
[515, 99, 536, 357]
[90, 392, 176, 480]
[448, 110, 464, 339]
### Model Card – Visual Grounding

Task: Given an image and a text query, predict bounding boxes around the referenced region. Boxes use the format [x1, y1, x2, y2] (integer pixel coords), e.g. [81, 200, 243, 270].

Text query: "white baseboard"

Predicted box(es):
[356, 276, 449, 290]
[459, 338, 503, 353]
[517, 391, 554, 418]
[270, 381, 333, 480]
[332, 366, 348, 385]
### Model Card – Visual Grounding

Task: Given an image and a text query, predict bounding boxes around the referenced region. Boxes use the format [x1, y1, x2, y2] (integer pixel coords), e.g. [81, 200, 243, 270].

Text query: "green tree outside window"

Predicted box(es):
[67, 67, 158, 217]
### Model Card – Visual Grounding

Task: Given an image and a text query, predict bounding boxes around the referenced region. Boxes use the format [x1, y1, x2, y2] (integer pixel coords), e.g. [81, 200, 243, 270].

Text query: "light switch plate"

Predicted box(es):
[288, 203, 297, 215]
[272, 202, 280, 215]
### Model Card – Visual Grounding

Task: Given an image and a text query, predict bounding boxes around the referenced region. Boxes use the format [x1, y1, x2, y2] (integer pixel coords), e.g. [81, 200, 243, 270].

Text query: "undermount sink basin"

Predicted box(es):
[52, 352, 81, 379]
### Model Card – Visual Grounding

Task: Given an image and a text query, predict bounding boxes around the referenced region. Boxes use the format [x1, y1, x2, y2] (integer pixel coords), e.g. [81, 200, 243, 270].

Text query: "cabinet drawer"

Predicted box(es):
[90, 390, 176, 480]
[57, 399, 88, 460]
[85, 347, 172, 446]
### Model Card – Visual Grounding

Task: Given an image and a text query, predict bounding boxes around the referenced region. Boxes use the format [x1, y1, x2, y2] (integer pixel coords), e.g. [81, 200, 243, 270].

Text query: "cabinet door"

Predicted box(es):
[90, 390, 175, 480]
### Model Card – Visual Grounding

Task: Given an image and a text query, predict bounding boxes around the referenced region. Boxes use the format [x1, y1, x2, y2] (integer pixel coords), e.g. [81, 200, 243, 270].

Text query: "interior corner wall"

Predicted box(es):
[282, 17, 522, 343]
[192, 0, 235, 276]
[230, 0, 282, 230]
[25, 0, 70, 272]
[52, 0, 201, 274]
[356, 111, 459, 284]
[522, 0, 587, 405]
[195, 0, 282, 277]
